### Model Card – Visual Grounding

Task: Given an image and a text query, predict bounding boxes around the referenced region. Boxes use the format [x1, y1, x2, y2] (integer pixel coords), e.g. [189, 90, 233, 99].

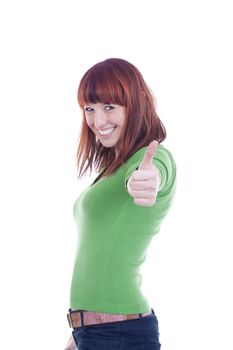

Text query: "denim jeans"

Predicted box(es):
[72, 307, 161, 350]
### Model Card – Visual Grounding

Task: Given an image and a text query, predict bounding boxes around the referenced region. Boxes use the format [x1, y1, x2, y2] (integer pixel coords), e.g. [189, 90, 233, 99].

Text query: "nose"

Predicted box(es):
[93, 110, 108, 129]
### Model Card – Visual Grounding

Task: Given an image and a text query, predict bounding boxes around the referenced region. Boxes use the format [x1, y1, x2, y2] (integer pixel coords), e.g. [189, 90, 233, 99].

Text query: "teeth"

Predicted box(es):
[99, 127, 116, 135]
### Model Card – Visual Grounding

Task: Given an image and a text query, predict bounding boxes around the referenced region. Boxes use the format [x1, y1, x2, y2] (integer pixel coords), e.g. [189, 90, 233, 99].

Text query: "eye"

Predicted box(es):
[105, 105, 115, 111]
[84, 107, 93, 112]
[84, 105, 115, 112]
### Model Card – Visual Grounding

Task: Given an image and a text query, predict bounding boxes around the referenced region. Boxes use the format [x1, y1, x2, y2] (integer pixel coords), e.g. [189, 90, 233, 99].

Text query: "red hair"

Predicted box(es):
[75, 58, 166, 180]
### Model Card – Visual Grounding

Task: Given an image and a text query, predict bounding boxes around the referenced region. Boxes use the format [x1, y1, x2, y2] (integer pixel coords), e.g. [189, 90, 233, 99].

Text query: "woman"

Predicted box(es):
[65, 58, 177, 350]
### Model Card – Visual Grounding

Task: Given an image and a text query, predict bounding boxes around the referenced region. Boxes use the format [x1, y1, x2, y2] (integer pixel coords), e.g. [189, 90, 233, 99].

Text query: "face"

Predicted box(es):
[84, 102, 126, 157]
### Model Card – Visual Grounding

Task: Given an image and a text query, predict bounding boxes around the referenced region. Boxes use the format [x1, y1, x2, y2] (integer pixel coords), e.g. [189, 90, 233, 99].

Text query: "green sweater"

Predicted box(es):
[70, 143, 177, 314]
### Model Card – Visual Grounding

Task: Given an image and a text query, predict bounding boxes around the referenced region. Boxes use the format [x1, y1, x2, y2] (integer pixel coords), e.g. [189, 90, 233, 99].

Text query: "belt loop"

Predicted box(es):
[80, 310, 84, 326]
[139, 313, 142, 318]
[67, 312, 72, 328]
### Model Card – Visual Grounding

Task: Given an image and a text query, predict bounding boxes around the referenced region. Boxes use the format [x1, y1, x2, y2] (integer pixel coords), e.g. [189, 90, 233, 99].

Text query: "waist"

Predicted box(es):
[67, 308, 153, 328]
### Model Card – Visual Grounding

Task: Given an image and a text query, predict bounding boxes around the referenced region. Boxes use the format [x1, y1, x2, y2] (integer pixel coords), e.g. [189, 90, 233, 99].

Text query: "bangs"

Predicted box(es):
[78, 66, 127, 107]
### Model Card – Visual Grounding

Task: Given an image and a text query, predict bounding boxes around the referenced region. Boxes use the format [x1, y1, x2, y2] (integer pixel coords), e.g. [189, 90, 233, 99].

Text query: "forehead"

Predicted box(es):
[79, 75, 126, 107]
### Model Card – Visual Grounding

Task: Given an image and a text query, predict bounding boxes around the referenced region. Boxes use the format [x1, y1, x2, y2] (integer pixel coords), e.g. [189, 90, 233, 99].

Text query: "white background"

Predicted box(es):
[0, 0, 232, 349]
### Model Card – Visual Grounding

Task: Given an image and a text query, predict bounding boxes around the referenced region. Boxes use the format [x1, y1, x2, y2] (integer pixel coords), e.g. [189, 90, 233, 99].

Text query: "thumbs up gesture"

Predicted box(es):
[126, 140, 161, 206]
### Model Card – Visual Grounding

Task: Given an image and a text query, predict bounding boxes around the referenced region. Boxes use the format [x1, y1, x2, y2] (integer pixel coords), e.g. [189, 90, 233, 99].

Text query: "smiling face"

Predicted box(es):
[84, 102, 126, 158]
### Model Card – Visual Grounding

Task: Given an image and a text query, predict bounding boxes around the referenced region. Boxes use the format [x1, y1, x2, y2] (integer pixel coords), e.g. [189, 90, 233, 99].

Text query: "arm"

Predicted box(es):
[64, 333, 77, 350]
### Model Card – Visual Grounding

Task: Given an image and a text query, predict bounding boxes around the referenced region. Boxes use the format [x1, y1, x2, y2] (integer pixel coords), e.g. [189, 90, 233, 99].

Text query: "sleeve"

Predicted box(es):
[124, 144, 177, 193]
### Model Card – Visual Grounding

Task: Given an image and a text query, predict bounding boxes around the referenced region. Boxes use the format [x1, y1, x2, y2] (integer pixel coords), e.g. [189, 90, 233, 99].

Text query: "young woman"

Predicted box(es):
[65, 58, 177, 350]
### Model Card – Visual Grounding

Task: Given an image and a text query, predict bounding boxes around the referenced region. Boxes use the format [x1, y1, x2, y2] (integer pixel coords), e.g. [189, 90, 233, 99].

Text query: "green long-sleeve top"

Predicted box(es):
[70, 143, 177, 314]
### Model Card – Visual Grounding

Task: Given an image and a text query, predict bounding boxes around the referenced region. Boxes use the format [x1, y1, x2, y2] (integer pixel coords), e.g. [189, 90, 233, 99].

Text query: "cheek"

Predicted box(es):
[119, 112, 126, 127]
[85, 116, 92, 127]
[86, 121, 94, 132]
[119, 117, 126, 128]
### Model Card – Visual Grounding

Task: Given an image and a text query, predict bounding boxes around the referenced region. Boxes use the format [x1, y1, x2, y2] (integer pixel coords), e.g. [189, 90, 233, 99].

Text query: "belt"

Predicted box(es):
[67, 309, 152, 328]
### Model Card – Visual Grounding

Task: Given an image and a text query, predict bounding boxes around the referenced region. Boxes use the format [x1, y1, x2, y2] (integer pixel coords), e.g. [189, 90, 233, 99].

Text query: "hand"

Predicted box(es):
[64, 333, 77, 350]
[127, 140, 160, 207]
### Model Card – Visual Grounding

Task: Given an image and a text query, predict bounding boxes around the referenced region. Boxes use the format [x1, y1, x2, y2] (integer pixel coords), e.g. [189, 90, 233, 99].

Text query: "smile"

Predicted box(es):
[98, 127, 117, 136]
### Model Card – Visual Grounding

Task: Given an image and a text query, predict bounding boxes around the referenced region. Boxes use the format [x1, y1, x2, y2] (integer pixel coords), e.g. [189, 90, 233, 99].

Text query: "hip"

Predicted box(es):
[69, 307, 161, 349]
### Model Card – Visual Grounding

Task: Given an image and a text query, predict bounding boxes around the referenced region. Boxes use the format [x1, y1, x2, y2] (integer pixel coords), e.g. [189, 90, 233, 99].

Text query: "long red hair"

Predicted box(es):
[76, 58, 166, 180]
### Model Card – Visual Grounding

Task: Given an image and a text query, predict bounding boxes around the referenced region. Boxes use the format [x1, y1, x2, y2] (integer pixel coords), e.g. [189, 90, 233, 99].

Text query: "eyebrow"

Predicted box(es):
[84, 102, 113, 107]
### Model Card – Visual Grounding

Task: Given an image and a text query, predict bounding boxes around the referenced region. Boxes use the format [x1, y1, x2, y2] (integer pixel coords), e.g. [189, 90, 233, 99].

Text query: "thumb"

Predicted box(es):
[138, 140, 159, 171]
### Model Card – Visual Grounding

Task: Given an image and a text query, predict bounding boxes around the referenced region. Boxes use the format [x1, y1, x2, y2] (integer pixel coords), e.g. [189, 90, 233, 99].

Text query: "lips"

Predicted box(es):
[98, 126, 117, 131]
[98, 127, 117, 136]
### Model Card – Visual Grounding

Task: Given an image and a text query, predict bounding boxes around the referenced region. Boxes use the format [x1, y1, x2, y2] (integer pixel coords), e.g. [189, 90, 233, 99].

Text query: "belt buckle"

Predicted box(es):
[67, 312, 73, 328]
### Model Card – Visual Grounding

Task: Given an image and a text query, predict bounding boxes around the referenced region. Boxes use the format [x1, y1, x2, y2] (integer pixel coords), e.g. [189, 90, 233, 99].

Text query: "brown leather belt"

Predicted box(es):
[67, 309, 152, 328]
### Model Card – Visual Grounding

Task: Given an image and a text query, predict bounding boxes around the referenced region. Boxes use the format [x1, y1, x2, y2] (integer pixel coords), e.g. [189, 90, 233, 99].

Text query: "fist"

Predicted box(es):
[127, 140, 160, 207]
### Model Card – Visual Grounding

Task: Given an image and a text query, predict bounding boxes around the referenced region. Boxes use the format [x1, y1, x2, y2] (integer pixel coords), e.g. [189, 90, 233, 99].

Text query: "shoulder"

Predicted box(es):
[125, 143, 176, 167]
[153, 143, 177, 192]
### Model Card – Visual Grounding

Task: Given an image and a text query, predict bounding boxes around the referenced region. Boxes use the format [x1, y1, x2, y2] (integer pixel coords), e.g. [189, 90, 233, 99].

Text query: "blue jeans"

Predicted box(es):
[72, 308, 161, 349]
